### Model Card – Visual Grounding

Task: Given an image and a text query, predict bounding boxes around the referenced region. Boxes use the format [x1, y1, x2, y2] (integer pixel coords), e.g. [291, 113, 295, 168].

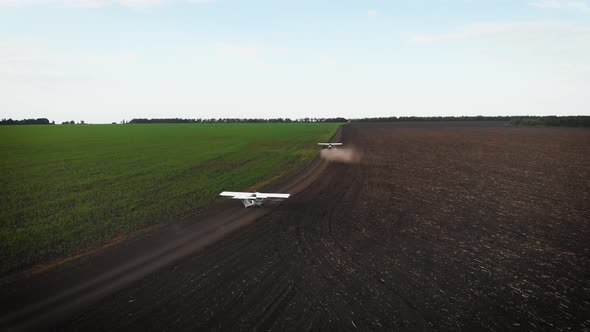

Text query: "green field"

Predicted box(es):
[0, 123, 340, 276]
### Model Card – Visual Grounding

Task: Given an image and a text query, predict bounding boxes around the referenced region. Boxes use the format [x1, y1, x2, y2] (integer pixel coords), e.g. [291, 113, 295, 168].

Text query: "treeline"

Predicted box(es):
[351, 116, 511, 122]
[351, 115, 590, 127]
[128, 117, 348, 124]
[3, 116, 589, 127]
[510, 116, 590, 127]
[0, 118, 54, 125]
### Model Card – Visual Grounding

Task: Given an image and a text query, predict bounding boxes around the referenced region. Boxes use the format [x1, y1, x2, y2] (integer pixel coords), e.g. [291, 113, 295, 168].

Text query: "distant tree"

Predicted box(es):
[0, 118, 52, 125]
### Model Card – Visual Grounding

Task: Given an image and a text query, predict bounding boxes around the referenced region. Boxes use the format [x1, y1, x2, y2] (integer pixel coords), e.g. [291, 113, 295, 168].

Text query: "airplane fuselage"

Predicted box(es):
[240, 194, 264, 208]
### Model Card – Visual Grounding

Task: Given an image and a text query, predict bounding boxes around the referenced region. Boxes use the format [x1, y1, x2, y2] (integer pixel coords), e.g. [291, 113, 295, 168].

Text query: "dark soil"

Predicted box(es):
[1, 122, 589, 331]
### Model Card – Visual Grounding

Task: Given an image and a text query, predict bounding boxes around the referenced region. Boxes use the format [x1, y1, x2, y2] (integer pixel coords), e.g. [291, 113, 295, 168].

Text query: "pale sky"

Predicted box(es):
[1, 0, 589, 123]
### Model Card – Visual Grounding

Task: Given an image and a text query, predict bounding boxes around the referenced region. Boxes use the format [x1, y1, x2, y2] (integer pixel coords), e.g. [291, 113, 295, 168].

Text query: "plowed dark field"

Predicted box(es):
[2, 122, 589, 331]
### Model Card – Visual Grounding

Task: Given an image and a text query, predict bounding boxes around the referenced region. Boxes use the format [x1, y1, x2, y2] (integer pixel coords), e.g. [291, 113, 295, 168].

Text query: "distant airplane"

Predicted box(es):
[317, 142, 343, 149]
[219, 191, 290, 208]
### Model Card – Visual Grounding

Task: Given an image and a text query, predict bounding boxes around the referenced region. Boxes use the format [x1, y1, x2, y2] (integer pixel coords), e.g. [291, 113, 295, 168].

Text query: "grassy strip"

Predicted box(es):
[0, 123, 340, 275]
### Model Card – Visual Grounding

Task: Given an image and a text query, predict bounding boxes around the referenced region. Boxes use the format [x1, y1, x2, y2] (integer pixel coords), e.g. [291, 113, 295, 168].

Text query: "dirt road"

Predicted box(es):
[1, 122, 589, 331]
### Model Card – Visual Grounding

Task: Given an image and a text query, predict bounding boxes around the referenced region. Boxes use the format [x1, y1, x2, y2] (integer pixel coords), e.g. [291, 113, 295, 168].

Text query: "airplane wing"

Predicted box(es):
[317, 143, 343, 146]
[220, 191, 254, 197]
[255, 193, 290, 199]
[219, 191, 290, 199]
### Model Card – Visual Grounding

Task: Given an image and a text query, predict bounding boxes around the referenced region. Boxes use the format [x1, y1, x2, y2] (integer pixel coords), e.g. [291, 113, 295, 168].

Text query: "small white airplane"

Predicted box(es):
[318, 142, 343, 149]
[219, 191, 290, 208]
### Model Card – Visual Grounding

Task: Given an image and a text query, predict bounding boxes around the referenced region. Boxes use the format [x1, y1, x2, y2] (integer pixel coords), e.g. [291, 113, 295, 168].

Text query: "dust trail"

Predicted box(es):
[0, 208, 265, 332]
[320, 148, 360, 163]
